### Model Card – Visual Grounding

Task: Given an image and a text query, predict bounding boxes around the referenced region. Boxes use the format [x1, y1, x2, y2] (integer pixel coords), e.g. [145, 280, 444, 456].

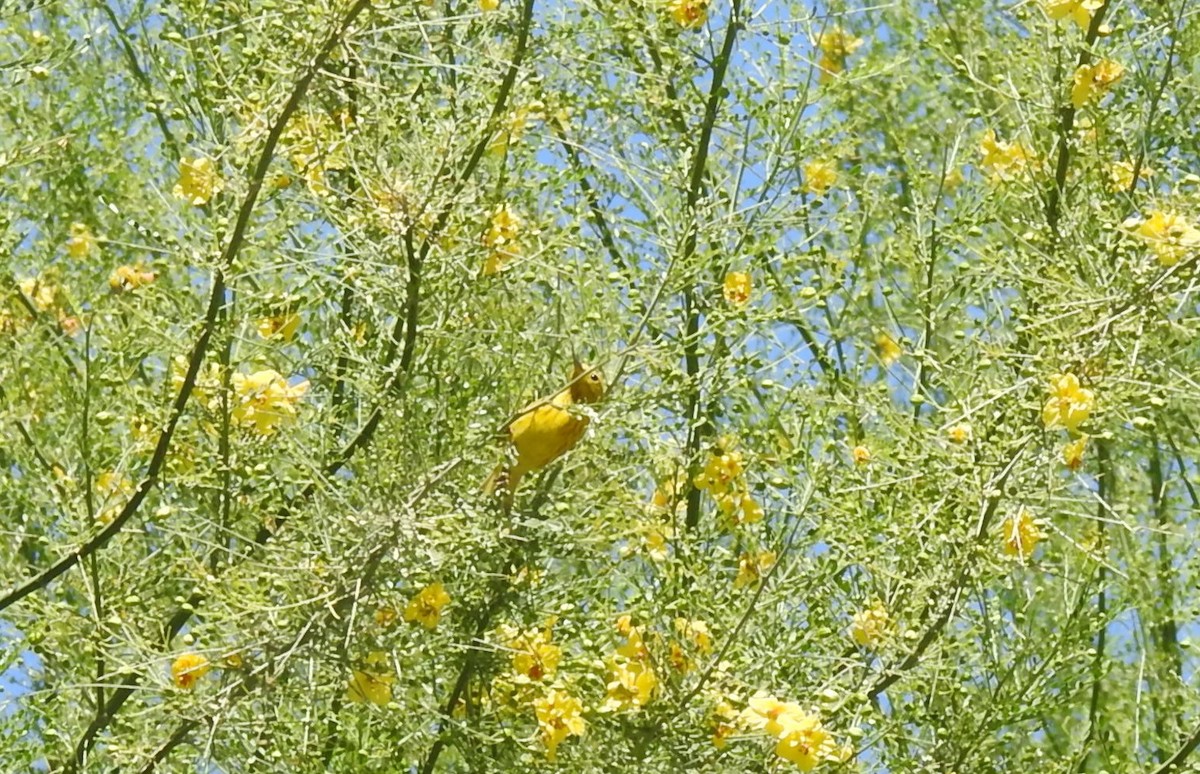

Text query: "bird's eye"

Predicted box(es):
[590, 373, 600, 381]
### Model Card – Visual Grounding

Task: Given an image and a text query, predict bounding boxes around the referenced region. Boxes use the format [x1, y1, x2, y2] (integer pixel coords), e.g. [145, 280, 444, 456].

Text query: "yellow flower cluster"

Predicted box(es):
[14, 273, 81, 336]
[94, 470, 134, 525]
[18, 275, 57, 312]
[667, 0, 710, 28]
[533, 689, 586, 762]
[65, 222, 97, 258]
[1071, 59, 1124, 109]
[669, 617, 713, 674]
[849, 599, 892, 649]
[735, 550, 777, 589]
[723, 271, 751, 305]
[404, 582, 451, 630]
[740, 694, 853, 770]
[482, 204, 523, 275]
[174, 155, 223, 206]
[230, 369, 310, 435]
[815, 29, 863, 82]
[1107, 160, 1152, 193]
[874, 331, 902, 365]
[979, 129, 1037, 182]
[171, 652, 210, 690]
[256, 311, 301, 342]
[1001, 509, 1046, 561]
[346, 651, 395, 706]
[1041, 372, 1094, 432]
[947, 422, 972, 444]
[487, 101, 545, 156]
[1063, 435, 1087, 471]
[802, 159, 838, 195]
[497, 620, 562, 683]
[601, 615, 659, 712]
[1123, 210, 1200, 267]
[109, 265, 156, 293]
[1044, 0, 1103, 29]
[284, 112, 351, 197]
[693, 443, 764, 525]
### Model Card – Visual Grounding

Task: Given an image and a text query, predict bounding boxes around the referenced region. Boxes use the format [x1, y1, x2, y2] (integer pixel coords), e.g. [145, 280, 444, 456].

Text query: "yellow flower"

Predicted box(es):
[1063, 435, 1087, 471]
[374, 606, 398, 627]
[849, 599, 891, 649]
[1041, 373, 1095, 432]
[481, 0, 500, 9]
[404, 582, 451, 630]
[642, 521, 673, 561]
[346, 651, 394, 706]
[1044, 0, 1103, 29]
[533, 689, 586, 762]
[65, 222, 97, 258]
[482, 204, 522, 275]
[58, 312, 82, 337]
[874, 331, 902, 365]
[230, 370, 310, 434]
[734, 550, 777, 588]
[1071, 59, 1124, 109]
[95, 470, 134, 498]
[674, 618, 713, 652]
[1108, 160, 1153, 193]
[693, 449, 744, 494]
[723, 271, 751, 305]
[739, 493, 764, 524]
[601, 656, 658, 712]
[774, 716, 832, 771]
[979, 129, 1037, 182]
[1002, 509, 1046, 560]
[815, 29, 863, 81]
[498, 622, 562, 682]
[172, 354, 222, 407]
[256, 312, 301, 341]
[173, 155, 223, 206]
[171, 652, 210, 690]
[487, 102, 545, 156]
[712, 719, 736, 749]
[741, 696, 847, 770]
[1123, 210, 1200, 267]
[947, 423, 972, 444]
[802, 159, 838, 195]
[667, 0, 710, 28]
[740, 694, 809, 736]
[109, 265, 156, 292]
[18, 276, 57, 312]
[852, 445, 871, 465]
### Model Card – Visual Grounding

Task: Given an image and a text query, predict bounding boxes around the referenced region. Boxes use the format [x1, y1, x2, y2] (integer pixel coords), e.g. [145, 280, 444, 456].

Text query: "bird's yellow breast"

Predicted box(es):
[507, 390, 590, 477]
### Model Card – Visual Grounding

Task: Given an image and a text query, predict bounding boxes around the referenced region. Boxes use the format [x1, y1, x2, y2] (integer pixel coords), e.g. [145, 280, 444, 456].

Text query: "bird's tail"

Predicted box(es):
[482, 463, 507, 497]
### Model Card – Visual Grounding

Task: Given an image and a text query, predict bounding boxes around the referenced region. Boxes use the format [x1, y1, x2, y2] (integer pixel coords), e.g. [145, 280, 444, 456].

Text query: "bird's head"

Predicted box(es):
[569, 359, 606, 404]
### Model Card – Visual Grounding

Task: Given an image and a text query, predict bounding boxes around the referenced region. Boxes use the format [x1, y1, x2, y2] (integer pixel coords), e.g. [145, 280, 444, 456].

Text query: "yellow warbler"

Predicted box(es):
[484, 359, 605, 499]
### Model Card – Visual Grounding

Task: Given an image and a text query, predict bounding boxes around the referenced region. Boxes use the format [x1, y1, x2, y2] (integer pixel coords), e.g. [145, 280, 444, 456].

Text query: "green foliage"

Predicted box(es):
[1, 0, 1199, 772]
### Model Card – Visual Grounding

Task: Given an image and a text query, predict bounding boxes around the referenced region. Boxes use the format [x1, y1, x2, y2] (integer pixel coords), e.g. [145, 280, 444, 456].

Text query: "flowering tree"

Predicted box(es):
[2, 0, 1199, 771]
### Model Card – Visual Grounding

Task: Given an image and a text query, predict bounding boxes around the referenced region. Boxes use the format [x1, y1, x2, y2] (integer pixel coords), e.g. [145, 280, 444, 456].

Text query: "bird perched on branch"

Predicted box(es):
[483, 359, 606, 505]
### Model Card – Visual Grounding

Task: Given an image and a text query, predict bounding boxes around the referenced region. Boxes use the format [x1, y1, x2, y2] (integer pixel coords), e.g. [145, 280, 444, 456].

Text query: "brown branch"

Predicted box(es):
[1045, 0, 1111, 236]
[681, 0, 742, 531]
[0, 0, 373, 621]
[51, 4, 376, 769]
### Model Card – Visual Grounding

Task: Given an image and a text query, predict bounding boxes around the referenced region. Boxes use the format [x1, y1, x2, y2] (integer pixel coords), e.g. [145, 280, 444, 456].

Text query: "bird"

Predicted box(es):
[483, 358, 606, 504]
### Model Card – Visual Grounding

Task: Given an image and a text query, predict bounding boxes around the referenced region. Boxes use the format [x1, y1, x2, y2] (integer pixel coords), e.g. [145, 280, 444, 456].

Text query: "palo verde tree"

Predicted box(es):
[1, 0, 1199, 772]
